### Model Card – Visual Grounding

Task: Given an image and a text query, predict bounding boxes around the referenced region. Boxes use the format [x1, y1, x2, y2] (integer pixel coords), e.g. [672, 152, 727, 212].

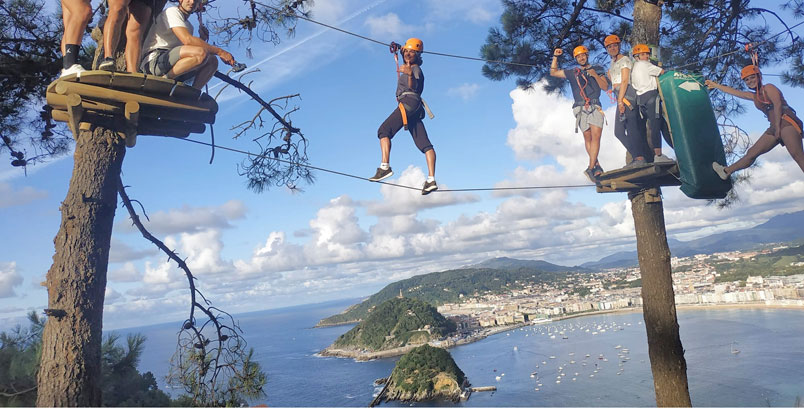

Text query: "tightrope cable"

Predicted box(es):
[173, 137, 595, 192]
[272, 5, 803, 72]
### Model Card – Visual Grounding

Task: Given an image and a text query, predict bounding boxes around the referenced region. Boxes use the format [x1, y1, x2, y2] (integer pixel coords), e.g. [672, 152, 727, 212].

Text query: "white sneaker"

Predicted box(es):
[712, 162, 729, 180]
[653, 154, 675, 164]
[60, 64, 86, 78]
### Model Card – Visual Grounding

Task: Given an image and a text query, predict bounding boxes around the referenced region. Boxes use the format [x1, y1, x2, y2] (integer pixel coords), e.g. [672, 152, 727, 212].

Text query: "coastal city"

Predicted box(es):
[437, 245, 804, 332]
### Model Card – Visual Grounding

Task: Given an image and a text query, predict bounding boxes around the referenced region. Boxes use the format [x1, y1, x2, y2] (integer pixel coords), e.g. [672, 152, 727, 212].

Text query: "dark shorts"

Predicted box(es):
[377, 99, 433, 154]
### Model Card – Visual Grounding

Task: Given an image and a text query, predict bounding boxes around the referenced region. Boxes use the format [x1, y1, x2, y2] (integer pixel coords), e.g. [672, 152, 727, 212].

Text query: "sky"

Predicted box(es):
[1, 0, 803, 330]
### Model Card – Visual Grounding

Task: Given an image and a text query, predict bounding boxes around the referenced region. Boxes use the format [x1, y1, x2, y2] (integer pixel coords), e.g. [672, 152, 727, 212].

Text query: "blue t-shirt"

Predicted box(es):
[563, 65, 605, 107]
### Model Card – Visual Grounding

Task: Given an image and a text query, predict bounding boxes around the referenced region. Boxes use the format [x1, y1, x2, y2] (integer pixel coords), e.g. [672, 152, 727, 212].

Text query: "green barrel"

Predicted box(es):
[658, 71, 731, 199]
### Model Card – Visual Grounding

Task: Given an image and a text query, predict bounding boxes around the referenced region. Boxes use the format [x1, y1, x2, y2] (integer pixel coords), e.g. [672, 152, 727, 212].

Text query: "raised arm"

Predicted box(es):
[704, 79, 754, 101]
[550, 49, 566, 79]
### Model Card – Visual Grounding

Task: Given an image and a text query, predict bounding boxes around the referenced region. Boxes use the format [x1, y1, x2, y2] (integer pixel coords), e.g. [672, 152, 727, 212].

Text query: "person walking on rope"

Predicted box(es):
[369, 37, 438, 195]
[98, 0, 159, 72]
[706, 65, 804, 178]
[605, 35, 650, 168]
[140, 0, 237, 89]
[59, 0, 93, 77]
[630, 44, 674, 163]
[550, 45, 609, 182]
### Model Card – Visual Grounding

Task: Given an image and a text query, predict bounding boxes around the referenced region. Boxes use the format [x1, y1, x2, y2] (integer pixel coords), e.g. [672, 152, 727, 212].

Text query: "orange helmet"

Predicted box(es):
[604, 34, 621, 47]
[402, 38, 423, 53]
[632, 44, 650, 56]
[741, 64, 761, 79]
[573, 45, 589, 58]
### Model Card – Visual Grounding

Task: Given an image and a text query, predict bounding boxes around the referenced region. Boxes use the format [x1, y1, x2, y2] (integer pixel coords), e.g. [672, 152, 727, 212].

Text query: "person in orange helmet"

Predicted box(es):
[706, 65, 804, 178]
[550, 45, 610, 182]
[631, 44, 674, 163]
[369, 38, 438, 195]
[605, 34, 651, 168]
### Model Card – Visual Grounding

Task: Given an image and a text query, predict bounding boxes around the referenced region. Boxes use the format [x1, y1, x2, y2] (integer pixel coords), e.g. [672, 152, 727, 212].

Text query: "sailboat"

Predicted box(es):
[731, 341, 741, 355]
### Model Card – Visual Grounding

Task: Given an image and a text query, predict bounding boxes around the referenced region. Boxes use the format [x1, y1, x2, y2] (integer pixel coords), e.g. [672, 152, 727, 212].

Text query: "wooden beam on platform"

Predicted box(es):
[65, 94, 83, 137]
[55, 81, 211, 113]
[124, 102, 139, 148]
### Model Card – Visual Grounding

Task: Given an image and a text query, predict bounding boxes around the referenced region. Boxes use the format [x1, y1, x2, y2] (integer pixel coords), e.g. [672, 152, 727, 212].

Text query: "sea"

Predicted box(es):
[116, 298, 804, 407]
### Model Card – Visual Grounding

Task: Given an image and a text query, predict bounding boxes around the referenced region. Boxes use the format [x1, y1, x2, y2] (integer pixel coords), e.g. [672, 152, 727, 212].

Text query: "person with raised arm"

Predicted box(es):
[706, 65, 804, 178]
[550, 45, 609, 182]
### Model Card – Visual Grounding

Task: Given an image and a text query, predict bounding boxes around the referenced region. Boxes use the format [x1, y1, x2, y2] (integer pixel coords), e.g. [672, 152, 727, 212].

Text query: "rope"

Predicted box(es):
[171, 137, 595, 192]
[271, 4, 803, 73]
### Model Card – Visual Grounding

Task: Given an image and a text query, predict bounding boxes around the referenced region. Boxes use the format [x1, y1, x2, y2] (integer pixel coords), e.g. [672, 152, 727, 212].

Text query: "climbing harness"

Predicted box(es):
[572, 67, 605, 132]
[392, 39, 434, 130]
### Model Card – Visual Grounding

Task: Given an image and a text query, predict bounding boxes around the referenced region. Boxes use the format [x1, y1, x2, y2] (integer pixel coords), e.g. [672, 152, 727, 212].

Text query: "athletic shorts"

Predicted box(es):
[572, 105, 605, 132]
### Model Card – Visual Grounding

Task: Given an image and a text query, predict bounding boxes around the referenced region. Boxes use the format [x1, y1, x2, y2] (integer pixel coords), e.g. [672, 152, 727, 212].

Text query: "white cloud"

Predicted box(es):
[365, 13, 418, 40]
[109, 239, 156, 263]
[447, 83, 481, 101]
[0, 262, 24, 298]
[424, 0, 500, 24]
[0, 182, 48, 208]
[108, 262, 141, 283]
[363, 166, 480, 216]
[116, 200, 246, 235]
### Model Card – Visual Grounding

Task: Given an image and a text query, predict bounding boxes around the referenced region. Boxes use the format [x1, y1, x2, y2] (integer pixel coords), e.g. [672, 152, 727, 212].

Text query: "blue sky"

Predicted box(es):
[1, 0, 803, 330]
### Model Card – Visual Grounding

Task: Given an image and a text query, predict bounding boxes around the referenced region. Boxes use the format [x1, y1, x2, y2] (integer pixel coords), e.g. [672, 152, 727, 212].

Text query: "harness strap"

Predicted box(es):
[783, 114, 802, 134]
[574, 68, 592, 108]
[398, 102, 408, 130]
[399, 91, 435, 120]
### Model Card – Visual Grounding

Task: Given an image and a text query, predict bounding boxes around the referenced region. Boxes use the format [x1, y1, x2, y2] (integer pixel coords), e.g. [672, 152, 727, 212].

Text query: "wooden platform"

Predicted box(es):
[46, 71, 218, 146]
[596, 161, 681, 193]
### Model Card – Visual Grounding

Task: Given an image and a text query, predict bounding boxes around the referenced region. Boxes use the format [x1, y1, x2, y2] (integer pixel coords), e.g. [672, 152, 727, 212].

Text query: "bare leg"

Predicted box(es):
[380, 137, 391, 164]
[588, 125, 602, 169]
[725, 132, 779, 175]
[61, 0, 91, 53]
[61, 0, 69, 55]
[425, 149, 436, 178]
[124, 1, 151, 72]
[780, 126, 804, 174]
[167, 45, 208, 78]
[191, 56, 218, 89]
[104, 0, 130, 59]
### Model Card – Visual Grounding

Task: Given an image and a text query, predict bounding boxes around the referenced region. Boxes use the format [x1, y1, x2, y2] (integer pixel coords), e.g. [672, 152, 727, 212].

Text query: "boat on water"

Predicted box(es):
[731, 341, 741, 354]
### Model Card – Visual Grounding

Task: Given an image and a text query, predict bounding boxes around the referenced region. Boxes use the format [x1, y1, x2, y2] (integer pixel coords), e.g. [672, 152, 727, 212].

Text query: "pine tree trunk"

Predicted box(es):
[631, 1, 692, 406]
[36, 127, 125, 406]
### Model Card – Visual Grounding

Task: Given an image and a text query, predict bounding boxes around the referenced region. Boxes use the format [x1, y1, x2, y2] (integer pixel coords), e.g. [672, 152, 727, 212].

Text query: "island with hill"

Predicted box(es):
[320, 296, 456, 360]
[379, 344, 467, 404]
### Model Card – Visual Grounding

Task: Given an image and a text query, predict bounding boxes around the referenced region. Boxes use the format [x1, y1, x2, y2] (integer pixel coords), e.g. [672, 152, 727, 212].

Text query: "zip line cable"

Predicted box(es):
[173, 137, 595, 192]
[271, 4, 802, 72]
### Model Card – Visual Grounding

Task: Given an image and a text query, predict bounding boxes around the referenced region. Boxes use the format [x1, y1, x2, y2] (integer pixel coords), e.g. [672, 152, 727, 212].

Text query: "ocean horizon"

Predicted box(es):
[116, 298, 804, 407]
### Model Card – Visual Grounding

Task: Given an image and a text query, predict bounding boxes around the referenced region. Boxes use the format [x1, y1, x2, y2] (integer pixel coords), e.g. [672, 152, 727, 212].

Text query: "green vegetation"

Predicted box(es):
[318, 266, 569, 326]
[714, 245, 804, 283]
[390, 345, 464, 395]
[333, 298, 456, 351]
[0, 312, 170, 407]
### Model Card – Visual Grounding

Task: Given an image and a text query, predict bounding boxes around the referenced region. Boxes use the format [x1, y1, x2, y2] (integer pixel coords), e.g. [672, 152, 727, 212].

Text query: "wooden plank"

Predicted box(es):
[110, 73, 147, 93]
[55, 81, 210, 112]
[75, 71, 114, 88]
[47, 93, 123, 114]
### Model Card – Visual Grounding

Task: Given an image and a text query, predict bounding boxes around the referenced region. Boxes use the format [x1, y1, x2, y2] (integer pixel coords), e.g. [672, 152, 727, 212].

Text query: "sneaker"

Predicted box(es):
[624, 157, 648, 169]
[60, 64, 86, 78]
[712, 162, 729, 180]
[368, 167, 393, 182]
[422, 179, 438, 195]
[98, 57, 116, 72]
[653, 154, 675, 164]
[584, 168, 596, 183]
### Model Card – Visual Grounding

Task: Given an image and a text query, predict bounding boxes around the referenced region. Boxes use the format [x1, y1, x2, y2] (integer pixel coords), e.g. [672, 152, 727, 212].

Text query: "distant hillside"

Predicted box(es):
[473, 257, 588, 272]
[316, 265, 573, 327]
[330, 297, 456, 352]
[582, 210, 804, 269]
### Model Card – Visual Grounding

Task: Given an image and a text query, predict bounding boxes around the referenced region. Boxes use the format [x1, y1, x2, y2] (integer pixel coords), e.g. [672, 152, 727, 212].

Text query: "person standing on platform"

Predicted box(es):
[706, 65, 804, 178]
[368, 38, 438, 195]
[98, 0, 159, 73]
[140, 0, 237, 89]
[605, 34, 650, 168]
[59, 0, 93, 77]
[630, 44, 674, 163]
[550, 45, 609, 182]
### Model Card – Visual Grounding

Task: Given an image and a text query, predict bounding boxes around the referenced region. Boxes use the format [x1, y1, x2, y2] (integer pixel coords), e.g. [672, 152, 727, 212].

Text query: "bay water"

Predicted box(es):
[118, 299, 804, 406]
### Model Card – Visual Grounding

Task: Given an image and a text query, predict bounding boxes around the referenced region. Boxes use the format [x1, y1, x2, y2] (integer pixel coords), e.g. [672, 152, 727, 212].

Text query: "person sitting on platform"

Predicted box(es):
[98, 0, 160, 73]
[59, 0, 93, 77]
[630, 44, 674, 164]
[605, 34, 651, 168]
[140, 0, 237, 89]
[705, 65, 804, 179]
[550, 45, 610, 182]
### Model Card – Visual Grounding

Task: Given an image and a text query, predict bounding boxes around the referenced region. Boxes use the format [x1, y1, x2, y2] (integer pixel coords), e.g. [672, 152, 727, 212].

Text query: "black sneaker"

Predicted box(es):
[422, 180, 438, 195]
[98, 57, 116, 72]
[584, 168, 596, 183]
[368, 167, 393, 182]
